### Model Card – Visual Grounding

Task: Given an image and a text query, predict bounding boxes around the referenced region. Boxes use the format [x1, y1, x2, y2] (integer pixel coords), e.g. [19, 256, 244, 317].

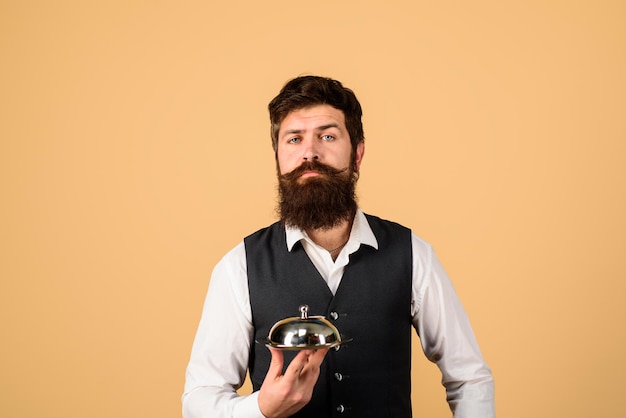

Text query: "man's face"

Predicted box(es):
[275, 104, 365, 230]
[276, 104, 364, 178]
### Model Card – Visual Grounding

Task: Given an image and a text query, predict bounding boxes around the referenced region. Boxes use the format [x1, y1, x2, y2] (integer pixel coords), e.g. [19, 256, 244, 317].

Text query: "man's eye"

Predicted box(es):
[321, 134, 335, 141]
[288, 137, 301, 144]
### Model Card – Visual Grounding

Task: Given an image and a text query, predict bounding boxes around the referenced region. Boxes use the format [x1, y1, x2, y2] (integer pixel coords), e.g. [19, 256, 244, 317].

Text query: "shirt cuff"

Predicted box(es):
[232, 391, 265, 418]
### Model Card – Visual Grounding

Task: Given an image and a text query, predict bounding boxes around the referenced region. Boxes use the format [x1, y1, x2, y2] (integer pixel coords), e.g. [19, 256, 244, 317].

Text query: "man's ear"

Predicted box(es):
[354, 141, 365, 171]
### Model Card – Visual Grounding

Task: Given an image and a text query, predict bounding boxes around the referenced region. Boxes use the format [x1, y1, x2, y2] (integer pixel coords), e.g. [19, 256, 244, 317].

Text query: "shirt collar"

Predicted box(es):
[285, 208, 379, 252]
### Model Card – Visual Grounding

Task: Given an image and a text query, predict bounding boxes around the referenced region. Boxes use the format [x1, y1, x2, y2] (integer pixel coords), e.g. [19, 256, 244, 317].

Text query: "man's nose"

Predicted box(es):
[302, 138, 319, 161]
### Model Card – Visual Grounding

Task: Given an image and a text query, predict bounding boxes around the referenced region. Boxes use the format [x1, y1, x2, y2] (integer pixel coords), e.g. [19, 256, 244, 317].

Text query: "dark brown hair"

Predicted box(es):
[268, 76, 364, 155]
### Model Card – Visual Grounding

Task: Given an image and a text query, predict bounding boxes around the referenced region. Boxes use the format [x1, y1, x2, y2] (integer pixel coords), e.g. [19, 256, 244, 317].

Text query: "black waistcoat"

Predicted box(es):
[244, 214, 413, 417]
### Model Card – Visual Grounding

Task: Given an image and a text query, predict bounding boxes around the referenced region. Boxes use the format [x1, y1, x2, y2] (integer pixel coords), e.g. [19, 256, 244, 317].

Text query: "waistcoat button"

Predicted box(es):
[330, 311, 339, 320]
[334, 372, 343, 381]
[336, 404, 345, 413]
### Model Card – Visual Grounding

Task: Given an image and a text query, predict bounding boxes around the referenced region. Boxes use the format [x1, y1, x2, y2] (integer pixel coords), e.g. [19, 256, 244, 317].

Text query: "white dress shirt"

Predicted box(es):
[182, 210, 494, 417]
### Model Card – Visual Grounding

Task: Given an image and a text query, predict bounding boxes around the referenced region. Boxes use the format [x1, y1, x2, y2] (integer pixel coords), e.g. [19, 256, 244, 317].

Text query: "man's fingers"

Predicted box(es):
[266, 348, 284, 379]
[282, 349, 313, 379]
[307, 348, 330, 368]
[285, 348, 330, 379]
[297, 348, 329, 379]
[267, 347, 330, 382]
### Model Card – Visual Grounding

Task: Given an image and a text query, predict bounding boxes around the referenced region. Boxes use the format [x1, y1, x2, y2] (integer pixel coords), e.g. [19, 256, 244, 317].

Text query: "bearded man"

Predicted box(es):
[182, 76, 495, 418]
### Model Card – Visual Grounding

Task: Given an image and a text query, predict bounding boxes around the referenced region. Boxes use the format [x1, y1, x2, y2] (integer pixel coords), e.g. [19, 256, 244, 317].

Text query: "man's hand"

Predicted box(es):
[258, 347, 329, 418]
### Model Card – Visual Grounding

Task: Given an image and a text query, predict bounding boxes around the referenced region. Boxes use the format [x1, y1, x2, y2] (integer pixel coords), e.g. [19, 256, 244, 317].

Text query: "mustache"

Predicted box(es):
[280, 160, 350, 182]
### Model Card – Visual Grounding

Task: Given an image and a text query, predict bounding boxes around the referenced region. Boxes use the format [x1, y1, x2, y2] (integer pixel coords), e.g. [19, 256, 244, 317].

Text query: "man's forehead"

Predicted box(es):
[280, 105, 346, 130]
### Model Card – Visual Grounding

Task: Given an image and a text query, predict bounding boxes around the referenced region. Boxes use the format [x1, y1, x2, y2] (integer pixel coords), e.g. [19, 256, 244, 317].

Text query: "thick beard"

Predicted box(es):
[277, 160, 358, 231]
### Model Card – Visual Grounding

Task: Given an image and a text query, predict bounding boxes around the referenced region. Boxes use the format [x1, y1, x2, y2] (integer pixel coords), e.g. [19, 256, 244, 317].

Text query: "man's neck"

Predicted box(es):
[305, 216, 353, 256]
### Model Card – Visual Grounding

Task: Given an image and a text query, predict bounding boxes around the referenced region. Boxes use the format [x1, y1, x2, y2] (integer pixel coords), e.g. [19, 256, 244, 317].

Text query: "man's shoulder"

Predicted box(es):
[363, 213, 411, 233]
[363, 212, 432, 254]
[244, 221, 285, 244]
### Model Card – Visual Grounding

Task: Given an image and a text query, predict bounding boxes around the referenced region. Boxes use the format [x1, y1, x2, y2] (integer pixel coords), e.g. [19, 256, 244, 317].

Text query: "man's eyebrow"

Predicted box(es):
[282, 128, 304, 136]
[315, 123, 341, 131]
[281, 123, 341, 137]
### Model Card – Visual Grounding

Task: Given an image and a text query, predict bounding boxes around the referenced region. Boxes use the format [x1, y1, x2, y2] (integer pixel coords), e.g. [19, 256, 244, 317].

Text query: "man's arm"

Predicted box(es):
[411, 234, 495, 418]
[182, 243, 328, 418]
[182, 243, 263, 418]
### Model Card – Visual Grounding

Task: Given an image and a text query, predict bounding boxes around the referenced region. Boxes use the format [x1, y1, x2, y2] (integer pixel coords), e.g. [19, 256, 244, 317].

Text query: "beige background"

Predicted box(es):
[1, 1, 625, 417]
